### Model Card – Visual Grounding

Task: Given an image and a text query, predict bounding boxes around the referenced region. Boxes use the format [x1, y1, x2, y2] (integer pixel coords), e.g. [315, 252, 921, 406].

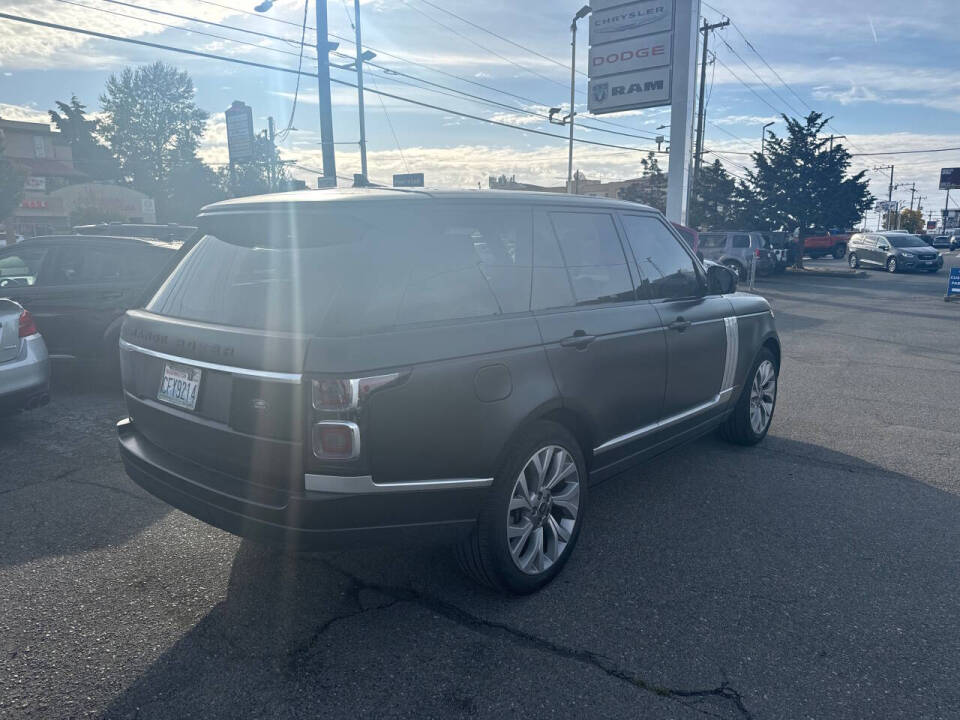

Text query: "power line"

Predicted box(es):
[80, 0, 660, 144]
[0, 10, 662, 156]
[416, 0, 581, 77]
[712, 55, 783, 115]
[715, 34, 805, 116]
[706, 120, 756, 151]
[850, 146, 960, 156]
[276, 0, 310, 143]
[403, 1, 570, 93]
[48, 0, 303, 58]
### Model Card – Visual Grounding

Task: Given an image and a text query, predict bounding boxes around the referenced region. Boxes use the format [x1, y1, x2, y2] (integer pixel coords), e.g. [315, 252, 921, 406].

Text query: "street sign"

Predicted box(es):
[393, 172, 425, 187]
[588, 67, 671, 114]
[876, 200, 899, 213]
[588, 0, 674, 46]
[224, 100, 255, 163]
[588, 31, 672, 78]
[946, 267, 960, 301]
[587, 0, 678, 114]
[939, 167, 960, 191]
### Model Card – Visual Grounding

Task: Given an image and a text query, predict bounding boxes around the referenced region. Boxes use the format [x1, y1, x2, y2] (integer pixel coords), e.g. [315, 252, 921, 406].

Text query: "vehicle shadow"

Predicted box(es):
[0, 363, 168, 567]
[99, 435, 960, 719]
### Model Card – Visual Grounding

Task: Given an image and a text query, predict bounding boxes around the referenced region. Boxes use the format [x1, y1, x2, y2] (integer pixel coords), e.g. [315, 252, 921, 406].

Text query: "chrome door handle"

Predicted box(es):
[560, 333, 596, 349]
[668, 318, 691, 332]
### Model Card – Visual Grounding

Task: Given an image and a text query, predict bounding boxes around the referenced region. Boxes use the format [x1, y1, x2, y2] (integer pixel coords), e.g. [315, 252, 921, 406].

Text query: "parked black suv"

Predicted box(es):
[116, 189, 781, 593]
[847, 232, 943, 273]
[0, 234, 189, 363]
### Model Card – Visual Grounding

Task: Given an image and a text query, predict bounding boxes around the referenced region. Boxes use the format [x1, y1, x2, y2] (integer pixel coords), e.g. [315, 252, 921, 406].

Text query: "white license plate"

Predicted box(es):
[157, 362, 202, 411]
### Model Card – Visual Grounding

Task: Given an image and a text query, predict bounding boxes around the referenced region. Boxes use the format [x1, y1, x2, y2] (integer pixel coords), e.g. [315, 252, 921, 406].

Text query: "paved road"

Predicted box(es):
[2, 255, 959, 719]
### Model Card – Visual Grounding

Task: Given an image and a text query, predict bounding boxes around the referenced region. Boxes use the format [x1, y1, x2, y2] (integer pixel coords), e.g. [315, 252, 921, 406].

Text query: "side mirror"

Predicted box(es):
[706, 263, 738, 295]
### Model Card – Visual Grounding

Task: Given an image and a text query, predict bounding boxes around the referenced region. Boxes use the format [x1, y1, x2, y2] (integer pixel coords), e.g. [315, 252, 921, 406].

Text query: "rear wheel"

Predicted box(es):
[887, 257, 898, 273]
[455, 421, 586, 594]
[848, 253, 859, 269]
[719, 348, 778, 446]
[832, 244, 846, 259]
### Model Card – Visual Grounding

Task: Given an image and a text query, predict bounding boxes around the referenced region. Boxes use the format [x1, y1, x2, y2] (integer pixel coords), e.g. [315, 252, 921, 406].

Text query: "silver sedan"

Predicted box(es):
[0, 298, 49, 414]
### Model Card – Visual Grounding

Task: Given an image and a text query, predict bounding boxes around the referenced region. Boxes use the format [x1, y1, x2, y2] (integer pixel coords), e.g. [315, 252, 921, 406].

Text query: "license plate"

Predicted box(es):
[157, 362, 202, 411]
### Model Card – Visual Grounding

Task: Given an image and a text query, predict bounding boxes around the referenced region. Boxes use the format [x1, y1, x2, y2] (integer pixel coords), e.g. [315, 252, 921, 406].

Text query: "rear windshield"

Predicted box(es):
[147, 203, 533, 335]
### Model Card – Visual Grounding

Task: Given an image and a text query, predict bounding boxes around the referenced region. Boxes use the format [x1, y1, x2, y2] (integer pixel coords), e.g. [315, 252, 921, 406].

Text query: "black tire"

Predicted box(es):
[832, 244, 846, 259]
[887, 257, 898, 273]
[718, 347, 778, 446]
[455, 421, 587, 594]
[848, 253, 859, 269]
[723, 261, 745, 281]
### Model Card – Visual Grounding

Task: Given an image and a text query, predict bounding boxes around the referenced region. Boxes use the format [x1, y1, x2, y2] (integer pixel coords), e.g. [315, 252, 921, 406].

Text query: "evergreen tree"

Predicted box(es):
[618, 152, 667, 212]
[735, 112, 873, 234]
[689, 159, 738, 230]
[48, 95, 120, 181]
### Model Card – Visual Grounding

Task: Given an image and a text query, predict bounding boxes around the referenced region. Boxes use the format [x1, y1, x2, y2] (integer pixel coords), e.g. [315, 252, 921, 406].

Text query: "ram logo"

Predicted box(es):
[592, 83, 609, 103]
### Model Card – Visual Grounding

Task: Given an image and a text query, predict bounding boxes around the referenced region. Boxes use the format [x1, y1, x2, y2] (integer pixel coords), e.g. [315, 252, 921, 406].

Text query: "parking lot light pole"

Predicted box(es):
[761, 121, 774, 158]
[567, 5, 591, 194]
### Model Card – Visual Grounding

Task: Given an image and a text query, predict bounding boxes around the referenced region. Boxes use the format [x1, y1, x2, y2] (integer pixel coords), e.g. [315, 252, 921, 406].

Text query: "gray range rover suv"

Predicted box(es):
[117, 189, 780, 594]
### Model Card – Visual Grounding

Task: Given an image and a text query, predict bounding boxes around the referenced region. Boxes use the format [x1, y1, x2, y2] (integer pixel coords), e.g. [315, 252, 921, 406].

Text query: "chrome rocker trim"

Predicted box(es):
[305, 474, 494, 494]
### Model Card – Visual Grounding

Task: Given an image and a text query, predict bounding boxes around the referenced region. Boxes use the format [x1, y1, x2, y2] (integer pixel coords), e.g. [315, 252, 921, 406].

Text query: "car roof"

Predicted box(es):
[18, 234, 180, 251]
[199, 187, 658, 215]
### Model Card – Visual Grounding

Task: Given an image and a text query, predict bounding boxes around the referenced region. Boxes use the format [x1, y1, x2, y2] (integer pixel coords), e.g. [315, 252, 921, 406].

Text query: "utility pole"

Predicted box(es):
[827, 134, 846, 151]
[874, 164, 894, 229]
[315, 0, 338, 185]
[693, 17, 729, 184]
[353, 0, 368, 185]
[945, 189, 952, 232]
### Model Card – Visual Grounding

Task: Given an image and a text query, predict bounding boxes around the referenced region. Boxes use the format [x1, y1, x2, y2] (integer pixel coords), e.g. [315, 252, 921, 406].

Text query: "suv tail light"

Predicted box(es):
[754, 248, 762, 257]
[18, 309, 37, 338]
[309, 372, 404, 461]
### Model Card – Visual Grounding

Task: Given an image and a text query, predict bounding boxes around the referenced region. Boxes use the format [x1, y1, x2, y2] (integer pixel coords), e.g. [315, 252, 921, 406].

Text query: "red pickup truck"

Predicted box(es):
[804, 230, 851, 259]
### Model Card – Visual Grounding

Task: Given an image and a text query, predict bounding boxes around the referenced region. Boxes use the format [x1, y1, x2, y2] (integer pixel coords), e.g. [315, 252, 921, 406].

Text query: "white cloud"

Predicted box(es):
[712, 114, 779, 127]
[0, 102, 50, 124]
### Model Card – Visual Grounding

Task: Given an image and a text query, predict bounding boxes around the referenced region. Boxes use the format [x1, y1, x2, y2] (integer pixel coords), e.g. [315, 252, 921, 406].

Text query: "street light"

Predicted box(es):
[761, 121, 774, 158]
[566, 5, 591, 194]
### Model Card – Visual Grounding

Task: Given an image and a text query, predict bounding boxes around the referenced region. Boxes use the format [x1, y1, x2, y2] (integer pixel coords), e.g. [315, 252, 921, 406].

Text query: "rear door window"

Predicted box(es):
[532, 211, 575, 310]
[47, 245, 125, 285]
[548, 211, 635, 305]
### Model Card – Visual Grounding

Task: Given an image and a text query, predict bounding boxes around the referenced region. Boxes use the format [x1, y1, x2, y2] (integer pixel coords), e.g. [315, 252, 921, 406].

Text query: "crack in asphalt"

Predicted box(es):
[0, 467, 78, 496]
[309, 561, 754, 720]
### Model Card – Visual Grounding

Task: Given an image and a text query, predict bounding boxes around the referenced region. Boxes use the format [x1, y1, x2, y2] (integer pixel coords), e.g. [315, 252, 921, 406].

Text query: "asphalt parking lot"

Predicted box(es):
[2, 254, 959, 720]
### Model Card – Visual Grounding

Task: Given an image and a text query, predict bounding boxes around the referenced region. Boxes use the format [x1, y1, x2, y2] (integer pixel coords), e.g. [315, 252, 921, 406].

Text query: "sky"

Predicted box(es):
[1, 0, 959, 226]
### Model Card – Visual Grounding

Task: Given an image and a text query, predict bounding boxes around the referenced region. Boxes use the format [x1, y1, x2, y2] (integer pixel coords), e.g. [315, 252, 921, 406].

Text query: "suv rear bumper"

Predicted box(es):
[117, 418, 486, 550]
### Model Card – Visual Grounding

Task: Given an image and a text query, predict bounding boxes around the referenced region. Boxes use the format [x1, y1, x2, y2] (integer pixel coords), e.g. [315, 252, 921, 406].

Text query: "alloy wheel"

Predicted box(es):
[749, 360, 777, 435]
[888, 258, 897, 273]
[506, 445, 580, 575]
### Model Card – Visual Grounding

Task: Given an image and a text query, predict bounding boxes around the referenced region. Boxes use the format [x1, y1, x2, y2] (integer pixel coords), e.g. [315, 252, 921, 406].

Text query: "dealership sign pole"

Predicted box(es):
[587, 0, 700, 224]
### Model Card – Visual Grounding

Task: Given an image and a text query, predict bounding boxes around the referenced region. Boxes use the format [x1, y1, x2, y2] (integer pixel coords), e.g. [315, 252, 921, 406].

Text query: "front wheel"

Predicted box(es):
[887, 257, 898, 273]
[455, 421, 586, 594]
[719, 348, 778, 446]
[848, 253, 859, 269]
[832, 244, 846, 259]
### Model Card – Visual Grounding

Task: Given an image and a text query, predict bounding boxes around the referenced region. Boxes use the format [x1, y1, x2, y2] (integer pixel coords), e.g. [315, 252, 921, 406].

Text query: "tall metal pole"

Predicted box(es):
[315, 0, 337, 184]
[566, 18, 578, 194]
[888, 165, 895, 229]
[354, 0, 368, 185]
[692, 17, 728, 185]
[945, 189, 951, 232]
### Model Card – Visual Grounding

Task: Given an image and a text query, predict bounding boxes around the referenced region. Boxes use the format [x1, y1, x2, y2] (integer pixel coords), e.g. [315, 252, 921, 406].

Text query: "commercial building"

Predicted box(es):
[488, 173, 654, 199]
[0, 118, 155, 242]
